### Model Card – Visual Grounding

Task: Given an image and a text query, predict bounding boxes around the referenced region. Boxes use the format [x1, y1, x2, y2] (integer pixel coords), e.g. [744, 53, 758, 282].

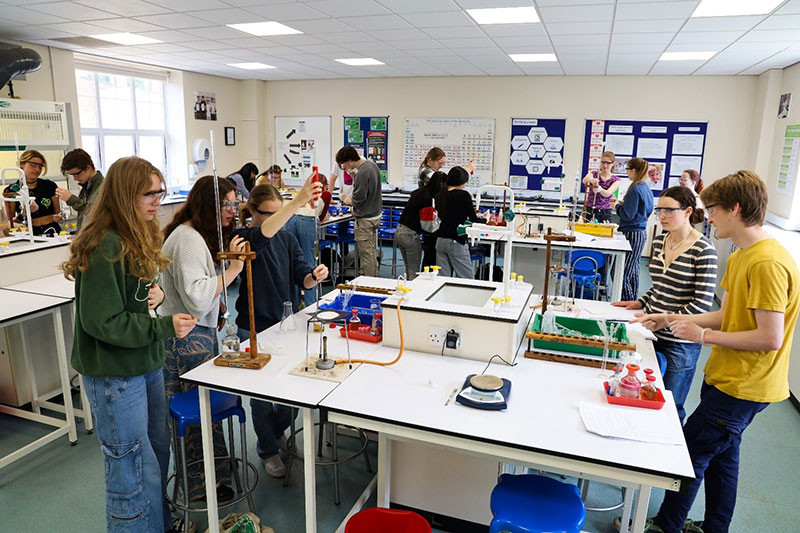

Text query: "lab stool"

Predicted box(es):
[345, 507, 431, 533]
[489, 474, 586, 533]
[283, 409, 372, 505]
[166, 388, 258, 531]
[577, 479, 625, 513]
[379, 226, 399, 278]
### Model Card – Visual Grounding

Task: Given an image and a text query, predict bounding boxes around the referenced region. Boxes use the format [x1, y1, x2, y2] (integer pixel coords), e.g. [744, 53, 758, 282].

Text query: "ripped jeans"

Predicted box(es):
[83, 368, 171, 532]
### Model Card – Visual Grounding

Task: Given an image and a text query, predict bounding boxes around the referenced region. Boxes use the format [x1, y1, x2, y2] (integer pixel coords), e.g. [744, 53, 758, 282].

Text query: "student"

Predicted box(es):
[56, 148, 104, 231]
[336, 146, 382, 277]
[613, 186, 718, 423]
[235, 180, 326, 477]
[435, 166, 481, 279]
[582, 151, 621, 223]
[160, 175, 246, 502]
[396, 171, 446, 280]
[227, 162, 258, 199]
[284, 173, 332, 307]
[3, 149, 62, 236]
[256, 164, 285, 189]
[418, 147, 446, 188]
[61, 156, 197, 533]
[328, 164, 353, 204]
[630, 171, 799, 533]
[680, 169, 705, 225]
[612, 157, 653, 301]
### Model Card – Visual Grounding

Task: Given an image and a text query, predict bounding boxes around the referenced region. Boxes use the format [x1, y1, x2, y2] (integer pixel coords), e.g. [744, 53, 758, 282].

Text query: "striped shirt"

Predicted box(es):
[638, 232, 718, 343]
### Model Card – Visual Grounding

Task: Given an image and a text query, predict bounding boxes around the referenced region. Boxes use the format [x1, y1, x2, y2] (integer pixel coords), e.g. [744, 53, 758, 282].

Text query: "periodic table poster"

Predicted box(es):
[402, 117, 495, 188]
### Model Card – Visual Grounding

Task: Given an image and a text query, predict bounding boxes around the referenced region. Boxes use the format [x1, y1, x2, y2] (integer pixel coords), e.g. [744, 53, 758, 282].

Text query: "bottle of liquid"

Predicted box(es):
[618, 363, 642, 399]
[640, 375, 659, 401]
[221, 324, 240, 358]
[350, 309, 361, 325]
[370, 312, 382, 336]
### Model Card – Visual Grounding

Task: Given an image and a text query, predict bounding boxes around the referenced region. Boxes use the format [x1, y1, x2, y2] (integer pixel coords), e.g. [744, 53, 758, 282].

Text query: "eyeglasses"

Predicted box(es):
[65, 169, 85, 177]
[142, 189, 165, 203]
[654, 207, 683, 216]
[600, 160, 613, 165]
[222, 200, 239, 212]
[253, 207, 276, 216]
[705, 204, 718, 216]
[25, 161, 44, 170]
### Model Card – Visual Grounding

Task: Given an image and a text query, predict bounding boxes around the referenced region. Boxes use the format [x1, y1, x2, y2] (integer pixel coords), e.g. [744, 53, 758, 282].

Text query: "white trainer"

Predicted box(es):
[262, 453, 286, 478]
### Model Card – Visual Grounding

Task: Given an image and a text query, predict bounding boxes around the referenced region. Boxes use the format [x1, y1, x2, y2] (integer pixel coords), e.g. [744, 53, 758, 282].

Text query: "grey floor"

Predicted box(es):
[2, 255, 799, 532]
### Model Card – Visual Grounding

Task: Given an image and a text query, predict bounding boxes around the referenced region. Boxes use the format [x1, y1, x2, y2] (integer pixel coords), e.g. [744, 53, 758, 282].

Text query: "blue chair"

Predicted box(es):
[167, 388, 257, 531]
[489, 474, 586, 533]
[558, 250, 607, 300]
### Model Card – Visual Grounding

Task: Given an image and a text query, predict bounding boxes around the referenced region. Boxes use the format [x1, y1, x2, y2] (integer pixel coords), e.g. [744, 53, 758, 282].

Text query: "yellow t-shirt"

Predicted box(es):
[705, 238, 799, 403]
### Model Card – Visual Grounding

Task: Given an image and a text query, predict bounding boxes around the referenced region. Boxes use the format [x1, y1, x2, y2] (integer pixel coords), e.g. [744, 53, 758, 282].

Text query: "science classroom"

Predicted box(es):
[1, 1, 800, 533]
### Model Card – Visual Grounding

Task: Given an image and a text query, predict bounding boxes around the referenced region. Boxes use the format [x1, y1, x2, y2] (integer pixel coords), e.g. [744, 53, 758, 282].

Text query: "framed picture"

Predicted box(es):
[224, 127, 235, 146]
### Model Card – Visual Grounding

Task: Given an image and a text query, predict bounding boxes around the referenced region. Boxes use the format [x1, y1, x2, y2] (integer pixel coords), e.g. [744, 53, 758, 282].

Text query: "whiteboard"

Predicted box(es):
[274, 116, 331, 186]
[402, 117, 495, 188]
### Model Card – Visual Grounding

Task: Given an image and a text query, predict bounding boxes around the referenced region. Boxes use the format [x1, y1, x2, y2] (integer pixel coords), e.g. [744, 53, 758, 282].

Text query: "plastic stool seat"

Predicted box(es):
[169, 388, 245, 437]
[345, 508, 431, 533]
[490, 474, 586, 533]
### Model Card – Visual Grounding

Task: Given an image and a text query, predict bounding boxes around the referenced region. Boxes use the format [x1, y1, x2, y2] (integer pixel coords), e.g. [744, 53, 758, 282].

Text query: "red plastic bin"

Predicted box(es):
[345, 508, 431, 533]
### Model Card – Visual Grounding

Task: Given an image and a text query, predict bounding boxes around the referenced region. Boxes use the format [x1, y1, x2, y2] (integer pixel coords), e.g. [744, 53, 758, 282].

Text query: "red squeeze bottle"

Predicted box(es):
[310, 166, 319, 208]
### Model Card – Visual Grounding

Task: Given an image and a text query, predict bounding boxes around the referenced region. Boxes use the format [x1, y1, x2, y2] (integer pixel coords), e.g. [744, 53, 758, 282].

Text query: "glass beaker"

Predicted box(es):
[279, 301, 297, 333]
[221, 324, 240, 358]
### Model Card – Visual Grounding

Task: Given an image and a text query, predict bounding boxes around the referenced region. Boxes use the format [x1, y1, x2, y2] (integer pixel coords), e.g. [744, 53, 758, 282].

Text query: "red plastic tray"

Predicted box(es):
[340, 324, 382, 343]
[603, 382, 666, 410]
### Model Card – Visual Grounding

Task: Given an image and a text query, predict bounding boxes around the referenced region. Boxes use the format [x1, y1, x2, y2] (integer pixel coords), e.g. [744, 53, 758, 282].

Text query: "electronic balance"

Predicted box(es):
[456, 374, 512, 410]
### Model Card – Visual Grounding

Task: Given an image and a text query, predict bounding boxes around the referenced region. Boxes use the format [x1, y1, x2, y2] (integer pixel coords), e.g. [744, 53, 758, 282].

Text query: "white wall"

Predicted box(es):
[263, 75, 760, 191]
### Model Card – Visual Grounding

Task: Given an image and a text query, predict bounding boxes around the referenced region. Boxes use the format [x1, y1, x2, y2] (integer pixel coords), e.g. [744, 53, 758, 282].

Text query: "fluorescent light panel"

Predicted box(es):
[691, 0, 783, 17]
[226, 21, 302, 36]
[335, 58, 385, 66]
[660, 51, 716, 61]
[509, 53, 557, 63]
[466, 7, 540, 25]
[91, 33, 162, 45]
[227, 62, 275, 70]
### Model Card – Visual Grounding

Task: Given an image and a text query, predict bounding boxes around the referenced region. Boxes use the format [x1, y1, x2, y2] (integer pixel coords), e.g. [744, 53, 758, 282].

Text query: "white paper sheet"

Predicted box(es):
[669, 156, 702, 175]
[636, 137, 668, 159]
[579, 402, 684, 445]
[672, 134, 704, 155]
[604, 134, 634, 155]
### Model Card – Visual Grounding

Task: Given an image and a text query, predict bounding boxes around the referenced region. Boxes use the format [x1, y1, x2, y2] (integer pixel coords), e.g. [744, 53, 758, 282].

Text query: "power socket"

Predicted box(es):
[428, 326, 461, 350]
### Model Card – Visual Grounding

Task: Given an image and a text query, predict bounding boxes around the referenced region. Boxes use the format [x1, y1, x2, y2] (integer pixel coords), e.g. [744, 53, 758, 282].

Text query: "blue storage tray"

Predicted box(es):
[318, 293, 386, 326]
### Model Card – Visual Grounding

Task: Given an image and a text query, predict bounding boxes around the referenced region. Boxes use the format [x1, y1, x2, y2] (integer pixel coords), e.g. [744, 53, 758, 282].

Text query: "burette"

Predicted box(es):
[209, 130, 230, 323]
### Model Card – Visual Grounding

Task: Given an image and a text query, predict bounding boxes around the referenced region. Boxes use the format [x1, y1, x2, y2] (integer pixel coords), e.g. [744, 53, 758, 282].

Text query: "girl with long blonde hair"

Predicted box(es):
[62, 156, 196, 532]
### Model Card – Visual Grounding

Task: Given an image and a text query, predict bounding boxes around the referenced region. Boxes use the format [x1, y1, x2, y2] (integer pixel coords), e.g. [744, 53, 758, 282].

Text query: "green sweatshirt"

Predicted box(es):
[71, 230, 175, 377]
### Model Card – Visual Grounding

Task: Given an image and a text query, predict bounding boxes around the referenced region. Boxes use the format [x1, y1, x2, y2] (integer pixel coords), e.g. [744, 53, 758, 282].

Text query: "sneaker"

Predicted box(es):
[262, 453, 287, 478]
[683, 519, 704, 532]
[194, 484, 236, 503]
[168, 517, 197, 533]
[278, 434, 288, 452]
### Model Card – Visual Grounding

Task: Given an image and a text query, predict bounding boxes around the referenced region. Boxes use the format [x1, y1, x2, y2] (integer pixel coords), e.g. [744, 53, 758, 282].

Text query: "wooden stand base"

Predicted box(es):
[524, 350, 606, 369]
[288, 356, 359, 382]
[213, 351, 271, 369]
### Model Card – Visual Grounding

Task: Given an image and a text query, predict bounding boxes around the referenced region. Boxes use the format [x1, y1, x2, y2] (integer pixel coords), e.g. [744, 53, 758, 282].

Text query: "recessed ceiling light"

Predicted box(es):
[466, 7, 539, 25]
[509, 53, 557, 63]
[335, 58, 385, 66]
[227, 62, 276, 70]
[91, 33, 162, 45]
[226, 21, 302, 36]
[691, 0, 783, 17]
[660, 51, 716, 61]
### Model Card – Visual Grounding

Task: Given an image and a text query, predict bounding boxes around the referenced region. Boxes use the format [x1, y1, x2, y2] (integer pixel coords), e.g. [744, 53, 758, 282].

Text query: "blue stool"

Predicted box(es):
[167, 388, 257, 532]
[489, 474, 586, 533]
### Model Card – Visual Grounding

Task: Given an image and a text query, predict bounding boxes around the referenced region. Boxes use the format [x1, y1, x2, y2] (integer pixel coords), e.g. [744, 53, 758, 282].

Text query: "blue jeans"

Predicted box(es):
[285, 214, 317, 306]
[655, 382, 768, 533]
[654, 338, 702, 424]
[82, 369, 171, 532]
[238, 327, 297, 458]
[436, 237, 474, 279]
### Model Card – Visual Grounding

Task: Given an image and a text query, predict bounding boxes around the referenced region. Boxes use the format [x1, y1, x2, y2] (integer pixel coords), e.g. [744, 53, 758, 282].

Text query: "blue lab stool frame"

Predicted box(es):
[489, 473, 586, 533]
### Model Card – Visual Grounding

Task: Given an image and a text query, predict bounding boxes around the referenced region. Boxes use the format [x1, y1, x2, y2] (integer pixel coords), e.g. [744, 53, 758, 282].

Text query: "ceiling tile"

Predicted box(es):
[135, 43, 194, 54]
[516, 62, 564, 75]
[546, 20, 611, 35]
[401, 11, 475, 28]
[341, 40, 399, 52]
[2, 6, 69, 24]
[559, 57, 606, 75]
[225, 37, 276, 48]
[480, 23, 546, 37]
[267, 34, 327, 45]
[649, 60, 705, 75]
[551, 33, 609, 46]
[614, 1, 697, 21]
[88, 18, 166, 33]
[439, 37, 494, 48]
[775, 0, 800, 15]
[408, 48, 460, 57]
[75, 0, 171, 17]
[474, 63, 524, 75]
[681, 16, 765, 32]
[725, 41, 791, 54]
[611, 32, 676, 45]
[133, 13, 214, 30]
[606, 63, 652, 75]
[538, 4, 614, 23]
[179, 41, 238, 51]
[376, 0, 460, 13]
[184, 8, 259, 25]
[304, 0, 392, 18]
[136, 30, 201, 43]
[244, 2, 328, 21]
[364, 28, 428, 41]
[739, 29, 800, 42]
[37, 21, 108, 36]
[28, 2, 119, 21]
[147, 0, 230, 10]
[183, 26, 245, 40]
[609, 42, 666, 54]
[554, 44, 610, 54]
[665, 42, 728, 52]
[613, 18, 685, 33]
[536, 0, 612, 5]
[4, 27, 75, 40]
[348, 15, 413, 30]
[289, 19, 355, 33]
[755, 14, 800, 30]
[391, 38, 447, 50]
[493, 35, 551, 48]
[671, 30, 746, 44]
[455, 0, 538, 8]
[741, 49, 800, 73]
[422, 26, 486, 39]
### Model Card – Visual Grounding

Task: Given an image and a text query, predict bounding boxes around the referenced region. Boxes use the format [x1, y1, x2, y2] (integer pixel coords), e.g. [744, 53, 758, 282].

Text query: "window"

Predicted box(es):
[75, 69, 168, 176]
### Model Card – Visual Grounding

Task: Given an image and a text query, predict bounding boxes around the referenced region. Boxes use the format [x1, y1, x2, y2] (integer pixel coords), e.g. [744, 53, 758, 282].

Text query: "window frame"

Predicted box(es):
[75, 69, 168, 177]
